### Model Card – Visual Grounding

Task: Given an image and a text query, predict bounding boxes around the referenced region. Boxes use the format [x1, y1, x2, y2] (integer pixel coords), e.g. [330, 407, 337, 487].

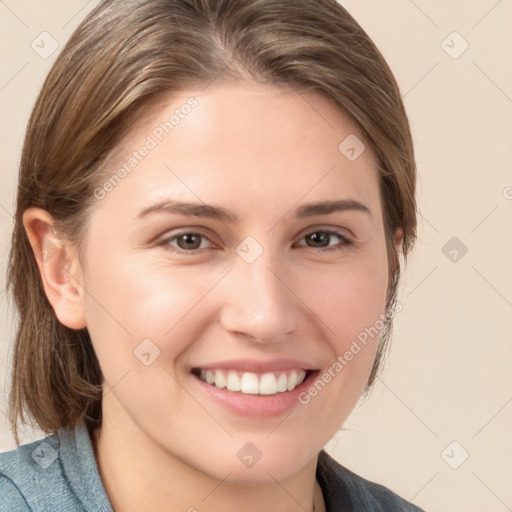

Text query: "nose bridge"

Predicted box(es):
[218, 244, 297, 342]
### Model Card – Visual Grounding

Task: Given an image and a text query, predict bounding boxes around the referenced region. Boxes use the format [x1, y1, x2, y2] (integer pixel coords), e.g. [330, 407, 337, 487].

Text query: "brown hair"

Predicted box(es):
[7, 0, 417, 445]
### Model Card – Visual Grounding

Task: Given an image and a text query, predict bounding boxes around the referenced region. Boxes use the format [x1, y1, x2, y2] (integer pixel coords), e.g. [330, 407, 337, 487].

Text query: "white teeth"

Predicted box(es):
[198, 369, 308, 395]
[287, 370, 297, 391]
[277, 372, 288, 392]
[240, 372, 259, 394]
[205, 370, 215, 384]
[214, 370, 226, 389]
[226, 371, 241, 392]
[259, 373, 278, 395]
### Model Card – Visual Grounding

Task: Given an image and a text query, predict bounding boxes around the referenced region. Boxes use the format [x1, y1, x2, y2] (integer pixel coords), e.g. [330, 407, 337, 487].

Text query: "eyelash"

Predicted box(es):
[156, 228, 353, 255]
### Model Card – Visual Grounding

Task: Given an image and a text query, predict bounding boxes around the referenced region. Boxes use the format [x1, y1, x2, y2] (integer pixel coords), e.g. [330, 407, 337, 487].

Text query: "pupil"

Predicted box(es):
[307, 232, 329, 247]
[179, 234, 200, 249]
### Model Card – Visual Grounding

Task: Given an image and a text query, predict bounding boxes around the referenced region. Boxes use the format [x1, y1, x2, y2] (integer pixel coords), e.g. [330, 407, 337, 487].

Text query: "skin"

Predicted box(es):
[24, 81, 402, 512]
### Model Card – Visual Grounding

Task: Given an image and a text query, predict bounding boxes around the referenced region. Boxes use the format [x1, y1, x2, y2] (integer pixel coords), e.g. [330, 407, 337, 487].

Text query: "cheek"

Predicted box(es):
[282, 255, 389, 445]
[302, 250, 389, 344]
[299, 247, 389, 402]
[81, 249, 226, 370]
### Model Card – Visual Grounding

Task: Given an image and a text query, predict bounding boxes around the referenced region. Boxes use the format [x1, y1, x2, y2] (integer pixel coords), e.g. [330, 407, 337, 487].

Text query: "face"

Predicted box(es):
[75, 82, 395, 483]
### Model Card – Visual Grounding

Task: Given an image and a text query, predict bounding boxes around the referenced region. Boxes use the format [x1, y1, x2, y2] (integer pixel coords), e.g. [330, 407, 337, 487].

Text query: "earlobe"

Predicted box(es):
[22, 207, 87, 330]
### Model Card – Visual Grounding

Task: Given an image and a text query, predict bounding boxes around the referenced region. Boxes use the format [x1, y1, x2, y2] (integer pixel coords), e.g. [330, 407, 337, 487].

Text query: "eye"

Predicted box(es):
[158, 231, 214, 253]
[295, 229, 353, 251]
[156, 228, 353, 254]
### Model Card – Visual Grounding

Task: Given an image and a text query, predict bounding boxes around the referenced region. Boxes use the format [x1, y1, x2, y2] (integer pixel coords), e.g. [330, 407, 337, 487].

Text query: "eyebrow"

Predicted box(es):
[137, 198, 371, 223]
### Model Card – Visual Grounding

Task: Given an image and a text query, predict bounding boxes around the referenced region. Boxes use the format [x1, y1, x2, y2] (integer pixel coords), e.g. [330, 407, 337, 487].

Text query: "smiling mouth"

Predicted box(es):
[191, 368, 313, 395]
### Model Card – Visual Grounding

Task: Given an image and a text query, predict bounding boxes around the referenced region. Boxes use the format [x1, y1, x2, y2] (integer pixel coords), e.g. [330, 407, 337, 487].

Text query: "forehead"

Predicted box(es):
[93, 82, 381, 221]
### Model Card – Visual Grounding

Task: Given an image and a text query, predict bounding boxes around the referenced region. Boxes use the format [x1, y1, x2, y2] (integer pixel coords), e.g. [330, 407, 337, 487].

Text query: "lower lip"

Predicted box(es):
[190, 371, 319, 418]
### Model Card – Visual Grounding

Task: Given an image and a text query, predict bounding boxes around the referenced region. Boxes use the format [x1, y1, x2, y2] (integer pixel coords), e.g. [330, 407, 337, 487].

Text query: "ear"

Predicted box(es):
[22, 207, 87, 330]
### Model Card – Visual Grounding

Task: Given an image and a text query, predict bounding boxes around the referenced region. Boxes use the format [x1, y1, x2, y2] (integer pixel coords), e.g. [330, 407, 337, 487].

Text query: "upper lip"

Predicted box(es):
[191, 358, 318, 374]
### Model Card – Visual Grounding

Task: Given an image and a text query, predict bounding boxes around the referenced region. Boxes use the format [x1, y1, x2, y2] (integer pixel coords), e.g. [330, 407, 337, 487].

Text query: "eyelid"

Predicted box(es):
[297, 224, 352, 239]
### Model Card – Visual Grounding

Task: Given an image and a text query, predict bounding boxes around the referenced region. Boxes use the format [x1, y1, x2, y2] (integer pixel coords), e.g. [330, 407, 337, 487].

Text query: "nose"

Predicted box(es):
[218, 250, 299, 345]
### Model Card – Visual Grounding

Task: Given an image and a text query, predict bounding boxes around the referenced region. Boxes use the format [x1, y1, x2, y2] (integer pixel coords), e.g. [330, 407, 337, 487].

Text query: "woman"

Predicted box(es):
[1, 0, 423, 510]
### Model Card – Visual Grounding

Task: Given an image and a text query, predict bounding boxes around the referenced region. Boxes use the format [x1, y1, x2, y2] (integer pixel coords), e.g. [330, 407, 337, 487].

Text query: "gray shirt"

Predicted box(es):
[0, 424, 425, 511]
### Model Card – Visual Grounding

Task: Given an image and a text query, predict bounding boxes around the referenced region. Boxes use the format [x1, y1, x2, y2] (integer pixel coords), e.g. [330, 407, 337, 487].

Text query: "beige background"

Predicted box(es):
[1, 1, 511, 511]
